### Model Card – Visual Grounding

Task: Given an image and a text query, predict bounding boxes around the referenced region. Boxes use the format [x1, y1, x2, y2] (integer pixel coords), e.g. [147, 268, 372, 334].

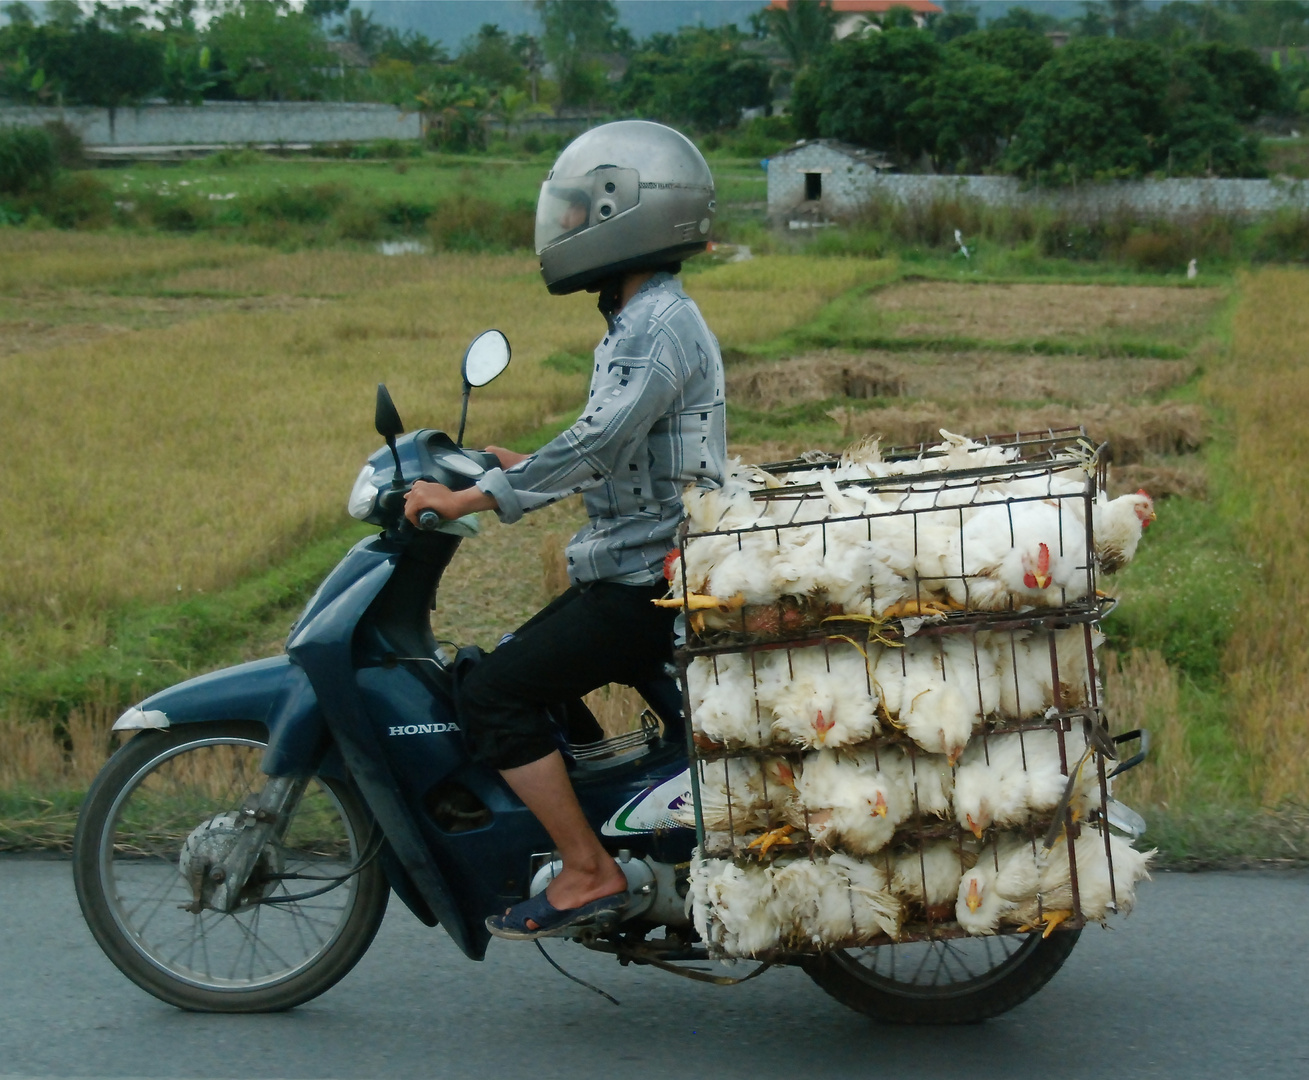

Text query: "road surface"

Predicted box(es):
[0, 856, 1305, 1080]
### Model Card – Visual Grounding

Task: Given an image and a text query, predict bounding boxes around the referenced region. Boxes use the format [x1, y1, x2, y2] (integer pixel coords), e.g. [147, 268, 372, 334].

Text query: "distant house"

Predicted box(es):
[768, 0, 944, 36]
[766, 139, 894, 218]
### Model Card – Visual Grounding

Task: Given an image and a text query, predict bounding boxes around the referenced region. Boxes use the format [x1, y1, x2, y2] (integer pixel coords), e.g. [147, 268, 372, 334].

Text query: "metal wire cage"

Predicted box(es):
[674, 431, 1142, 959]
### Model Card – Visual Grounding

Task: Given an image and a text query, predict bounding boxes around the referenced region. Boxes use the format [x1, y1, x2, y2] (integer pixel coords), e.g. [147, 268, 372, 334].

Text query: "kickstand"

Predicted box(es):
[535, 940, 621, 1007]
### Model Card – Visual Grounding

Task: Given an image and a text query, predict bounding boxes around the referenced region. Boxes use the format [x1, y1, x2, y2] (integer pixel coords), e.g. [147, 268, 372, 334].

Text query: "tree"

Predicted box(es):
[951, 27, 1053, 79]
[206, 1, 332, 102]
[335, 9, 383, 58]
[618, 26, 770, 132]
[791, 28, 943, 165]
[2, 2, 34, 27]
[986, 6, 1061, 34]
[36, 23, 165, 109]
[376, 27, 448, 67]
[534, 0, 624, 108]
[910, 56, 1024, 172]
[458, 23, 526, 89]
[929, 3, 981, 43]
[759, 0, 835, 69]
[1005, 38, 1170, 183]
[1182, 41, 1282, 120]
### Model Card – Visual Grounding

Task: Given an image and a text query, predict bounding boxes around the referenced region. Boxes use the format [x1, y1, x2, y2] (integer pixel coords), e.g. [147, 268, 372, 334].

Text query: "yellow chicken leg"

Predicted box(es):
[747, 824, 797, 857]
[1041, 910, 1074, 938]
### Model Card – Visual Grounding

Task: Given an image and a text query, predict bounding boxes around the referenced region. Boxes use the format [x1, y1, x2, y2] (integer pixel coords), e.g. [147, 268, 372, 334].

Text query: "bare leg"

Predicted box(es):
[500, 751, 628, 927]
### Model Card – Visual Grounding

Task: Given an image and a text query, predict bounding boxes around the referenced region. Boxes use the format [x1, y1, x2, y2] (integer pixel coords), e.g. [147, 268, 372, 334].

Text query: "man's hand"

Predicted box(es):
[404, 480, 497, 525]
[486, 445, 530, 470]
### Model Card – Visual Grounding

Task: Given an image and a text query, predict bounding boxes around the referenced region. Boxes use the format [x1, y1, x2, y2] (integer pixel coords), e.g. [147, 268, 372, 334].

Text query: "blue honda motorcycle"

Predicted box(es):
[72, 331, 1077, 1022]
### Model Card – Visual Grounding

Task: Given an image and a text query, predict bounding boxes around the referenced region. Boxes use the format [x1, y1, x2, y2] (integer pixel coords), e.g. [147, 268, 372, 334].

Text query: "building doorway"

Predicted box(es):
[804, 172, 822, 201]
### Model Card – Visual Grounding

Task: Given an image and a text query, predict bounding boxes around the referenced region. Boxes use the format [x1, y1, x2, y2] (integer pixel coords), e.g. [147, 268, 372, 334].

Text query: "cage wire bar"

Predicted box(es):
[675, 430, 1130, 957]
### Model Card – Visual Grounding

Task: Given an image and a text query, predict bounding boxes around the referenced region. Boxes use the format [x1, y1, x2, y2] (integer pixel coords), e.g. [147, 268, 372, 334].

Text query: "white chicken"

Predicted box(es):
[690, 854, 783, 957]
[792, 748, 911, 855]
[874, 635, 999, 763]
[992, 625, 1102, 719]
[756, 643, 881, 749]
[941, 498, 1091, 611]
[953, 726, 1101, 838]
[955, 833, 1042, 935]
[1005, 829, 1155, 935]
[1090, 489, 1155, 574]
[774, 853, 903, 945]
[891, 840, 969, 914]
[683, 756, 799, 834]
[898, 749, 955, 819]
[687, 653, 767, 746]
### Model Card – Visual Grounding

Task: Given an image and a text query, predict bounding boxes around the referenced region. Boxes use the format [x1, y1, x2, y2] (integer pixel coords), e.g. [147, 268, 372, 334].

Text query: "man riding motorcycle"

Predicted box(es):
[403, 121, 726, 940]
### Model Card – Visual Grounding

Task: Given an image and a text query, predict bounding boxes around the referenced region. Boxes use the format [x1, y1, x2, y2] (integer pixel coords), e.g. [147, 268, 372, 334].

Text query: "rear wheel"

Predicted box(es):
[802, 929, 1080, 1024]
[73, 721, 389, 1013]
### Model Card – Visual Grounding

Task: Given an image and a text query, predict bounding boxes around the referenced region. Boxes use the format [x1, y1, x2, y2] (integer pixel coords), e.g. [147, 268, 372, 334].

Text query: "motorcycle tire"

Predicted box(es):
[802, 928, 1080, 1025]
[73, 720, 390, 1013]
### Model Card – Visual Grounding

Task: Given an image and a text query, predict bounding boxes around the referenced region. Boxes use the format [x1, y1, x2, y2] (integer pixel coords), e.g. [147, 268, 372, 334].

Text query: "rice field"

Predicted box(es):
[1, 228, 1304, 858]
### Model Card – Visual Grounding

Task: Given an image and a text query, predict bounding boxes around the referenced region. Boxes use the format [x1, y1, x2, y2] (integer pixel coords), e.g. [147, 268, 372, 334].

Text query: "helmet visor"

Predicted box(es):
[535, 168, 641, 254]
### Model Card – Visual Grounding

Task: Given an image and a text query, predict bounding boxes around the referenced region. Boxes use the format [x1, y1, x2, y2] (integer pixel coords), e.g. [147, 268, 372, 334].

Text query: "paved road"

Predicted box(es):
[0, 856, 1305, 1080]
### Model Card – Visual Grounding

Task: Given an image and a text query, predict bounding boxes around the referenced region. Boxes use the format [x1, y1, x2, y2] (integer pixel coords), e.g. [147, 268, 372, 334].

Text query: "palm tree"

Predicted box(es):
[762, 0, 836, 70]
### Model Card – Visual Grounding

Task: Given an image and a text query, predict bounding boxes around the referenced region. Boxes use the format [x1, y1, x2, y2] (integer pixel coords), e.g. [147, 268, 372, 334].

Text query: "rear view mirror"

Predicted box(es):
[375, 383, 405, 439]
[462, 330, 512, 388]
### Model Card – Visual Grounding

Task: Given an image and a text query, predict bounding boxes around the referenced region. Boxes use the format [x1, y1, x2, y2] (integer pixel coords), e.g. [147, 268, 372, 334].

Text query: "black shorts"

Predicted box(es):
[457, 580, 676, 770]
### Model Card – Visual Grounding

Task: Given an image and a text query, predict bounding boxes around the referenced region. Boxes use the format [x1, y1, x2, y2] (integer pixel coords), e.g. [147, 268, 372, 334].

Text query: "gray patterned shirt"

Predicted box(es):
[476, 272, 727, 585]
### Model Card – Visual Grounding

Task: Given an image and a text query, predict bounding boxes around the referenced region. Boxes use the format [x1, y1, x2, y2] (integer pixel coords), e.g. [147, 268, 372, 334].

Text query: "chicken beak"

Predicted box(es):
[966, 814, 984, 839]
[873, 792, 888, 818]
[966, 878, 982, 913]
[1034, 572, 1051, 589]
[947, 746, 963, 768]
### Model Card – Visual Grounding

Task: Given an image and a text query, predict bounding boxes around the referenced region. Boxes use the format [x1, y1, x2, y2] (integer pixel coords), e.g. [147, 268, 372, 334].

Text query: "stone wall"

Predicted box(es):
[0, 103, 420, 146]
[767, 141, 1309, 220]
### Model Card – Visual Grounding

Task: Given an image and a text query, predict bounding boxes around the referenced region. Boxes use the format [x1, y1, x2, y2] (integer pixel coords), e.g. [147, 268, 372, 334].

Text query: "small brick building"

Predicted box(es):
[766, 139, 894, 218]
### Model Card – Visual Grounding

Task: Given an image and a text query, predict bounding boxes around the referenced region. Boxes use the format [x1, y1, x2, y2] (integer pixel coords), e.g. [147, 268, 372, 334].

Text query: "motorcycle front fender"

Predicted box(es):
[112, 656, 331, 778]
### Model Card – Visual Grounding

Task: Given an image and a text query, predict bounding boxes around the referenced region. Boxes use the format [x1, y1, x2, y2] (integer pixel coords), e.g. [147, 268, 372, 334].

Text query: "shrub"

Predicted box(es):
[137, 190, 208, 232]
[43, 121, 86, 169]
[427, 195, 533, 251]
[0, 126, 57, 196]
[40, 172, 113, 229]
[1253, 210, 1309, 263]
[251, 182, 350, 224]
[331, 200, 385, 242]
[1121, 228, 1190, 272]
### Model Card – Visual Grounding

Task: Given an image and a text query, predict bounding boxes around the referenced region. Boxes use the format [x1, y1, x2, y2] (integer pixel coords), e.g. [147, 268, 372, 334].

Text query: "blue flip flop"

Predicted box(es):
[486, 889, 629, 941]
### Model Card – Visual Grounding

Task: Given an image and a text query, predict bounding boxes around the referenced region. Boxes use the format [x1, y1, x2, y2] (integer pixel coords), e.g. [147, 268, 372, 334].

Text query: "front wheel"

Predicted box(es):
[73, 720, 389, 1013]
[802, 929, 1080, 1024]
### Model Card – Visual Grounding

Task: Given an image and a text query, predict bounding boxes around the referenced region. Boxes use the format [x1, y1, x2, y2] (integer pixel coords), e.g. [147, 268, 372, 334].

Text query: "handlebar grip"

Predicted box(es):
[417, 510, 441, 531]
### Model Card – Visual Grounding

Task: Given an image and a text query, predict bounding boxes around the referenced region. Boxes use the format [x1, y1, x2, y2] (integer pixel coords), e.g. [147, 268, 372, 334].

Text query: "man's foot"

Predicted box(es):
[486, 888, 629, 941]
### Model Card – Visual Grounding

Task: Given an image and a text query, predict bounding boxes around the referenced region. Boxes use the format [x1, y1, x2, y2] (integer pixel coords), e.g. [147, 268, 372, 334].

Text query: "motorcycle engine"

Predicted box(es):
[528, 852, 689, 933]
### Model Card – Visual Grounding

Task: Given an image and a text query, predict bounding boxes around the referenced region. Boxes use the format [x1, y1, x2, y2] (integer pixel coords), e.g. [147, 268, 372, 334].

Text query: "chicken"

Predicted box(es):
[683, 756, 799, 834]
[773, 854, 902, 946]
[690, 854, 783, 957]
[891, 840, 968, 913]
[756, 643, 881, 749]
[687, 653, 767, 746]
[941, 498, 1091, 611]
[792, 748, 911, 855]
[898, 749, 955, 819]
[953, 726, 1101, 838]
[1006, 829, 1155, 935]
[874, 635, 998, 763]
[992, 625, 1102, 719]
[1091, 489, 1155, 574]
[955, 833, 1042, 935]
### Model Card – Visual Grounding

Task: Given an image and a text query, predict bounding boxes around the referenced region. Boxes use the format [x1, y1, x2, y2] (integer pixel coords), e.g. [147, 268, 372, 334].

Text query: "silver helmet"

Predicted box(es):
[535, 120, 716, 295]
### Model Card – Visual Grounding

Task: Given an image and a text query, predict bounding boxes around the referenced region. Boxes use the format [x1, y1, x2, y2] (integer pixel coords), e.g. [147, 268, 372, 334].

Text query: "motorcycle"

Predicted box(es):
[72, 330, 1078, 1023]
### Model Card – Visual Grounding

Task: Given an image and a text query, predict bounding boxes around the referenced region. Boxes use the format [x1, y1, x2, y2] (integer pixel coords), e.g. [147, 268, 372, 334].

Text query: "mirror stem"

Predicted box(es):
[456, 383, 471, 448]
[387, 435, 405, 486]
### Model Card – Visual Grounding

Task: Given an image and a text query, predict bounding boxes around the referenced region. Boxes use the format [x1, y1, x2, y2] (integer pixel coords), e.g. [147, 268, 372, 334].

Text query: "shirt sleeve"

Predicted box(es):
[476, 325, 683, 524]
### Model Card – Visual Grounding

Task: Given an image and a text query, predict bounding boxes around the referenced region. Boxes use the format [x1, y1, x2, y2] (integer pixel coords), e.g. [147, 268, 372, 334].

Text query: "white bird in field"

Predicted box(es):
[1187, 258, 1198, 279]
[874, 635, 999, 764]
[687, 653, 767, 746]
[992, 625, 1102, 719]
[1006, 830, 1155, 936]
[1090, 489, 1155, 574]
[941, 498, 1091, 611]
[891, 840, 969, 913]
[793, 748, 911, 855]
[757, 643, 881, 749]
[690, 854, 784, 957]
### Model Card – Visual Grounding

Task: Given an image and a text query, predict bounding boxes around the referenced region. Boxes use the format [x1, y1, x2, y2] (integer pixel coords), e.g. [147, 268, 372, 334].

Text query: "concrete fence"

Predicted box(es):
[767, 142, 1309, 220]
[0, 102, 420, 147]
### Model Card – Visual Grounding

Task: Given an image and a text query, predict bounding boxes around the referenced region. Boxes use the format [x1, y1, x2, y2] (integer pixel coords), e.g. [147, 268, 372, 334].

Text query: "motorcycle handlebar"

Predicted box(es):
[416, 509, 441, 531]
